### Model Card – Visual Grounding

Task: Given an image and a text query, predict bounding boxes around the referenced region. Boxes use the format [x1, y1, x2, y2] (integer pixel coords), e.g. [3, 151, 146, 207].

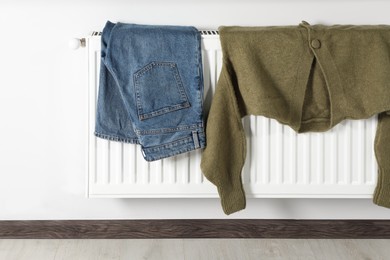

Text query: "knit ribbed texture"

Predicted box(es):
[373, 113, 390, 207]
[201, 23, 390, 215]
[373, 172, 390, 208]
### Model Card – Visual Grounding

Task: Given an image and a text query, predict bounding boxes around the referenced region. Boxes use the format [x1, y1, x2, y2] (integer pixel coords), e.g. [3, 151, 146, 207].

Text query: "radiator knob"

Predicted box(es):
[69, 38, 86, 50]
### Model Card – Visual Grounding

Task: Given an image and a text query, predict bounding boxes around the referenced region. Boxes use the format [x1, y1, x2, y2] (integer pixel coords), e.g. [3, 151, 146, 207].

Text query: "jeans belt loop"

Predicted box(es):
[192, 131, 200, 149]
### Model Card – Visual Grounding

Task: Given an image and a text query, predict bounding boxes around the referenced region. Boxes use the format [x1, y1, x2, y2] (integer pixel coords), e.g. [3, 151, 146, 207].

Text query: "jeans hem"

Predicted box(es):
[142, 131, 206, 161]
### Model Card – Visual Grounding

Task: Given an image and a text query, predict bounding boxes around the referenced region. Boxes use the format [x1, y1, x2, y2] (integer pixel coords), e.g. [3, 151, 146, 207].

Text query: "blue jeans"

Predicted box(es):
[95, 21, 206, 161]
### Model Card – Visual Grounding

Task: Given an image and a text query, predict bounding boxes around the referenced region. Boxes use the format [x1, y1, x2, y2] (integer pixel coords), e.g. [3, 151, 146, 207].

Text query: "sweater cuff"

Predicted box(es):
[217, 182, 246, 215]
[373, 168, 390, 208]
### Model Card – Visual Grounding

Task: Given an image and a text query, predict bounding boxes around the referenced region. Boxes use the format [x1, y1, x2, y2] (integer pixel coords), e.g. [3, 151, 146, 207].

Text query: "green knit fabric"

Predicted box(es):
[201, 22, 390, 215]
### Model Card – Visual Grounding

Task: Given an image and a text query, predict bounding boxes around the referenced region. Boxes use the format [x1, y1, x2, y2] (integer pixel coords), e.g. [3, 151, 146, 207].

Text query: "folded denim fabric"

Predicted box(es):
[95, 21, 206, 161]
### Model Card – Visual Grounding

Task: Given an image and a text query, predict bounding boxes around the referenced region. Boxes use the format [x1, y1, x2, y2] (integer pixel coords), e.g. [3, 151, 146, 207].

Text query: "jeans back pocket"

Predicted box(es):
[134, 61, 191, 121]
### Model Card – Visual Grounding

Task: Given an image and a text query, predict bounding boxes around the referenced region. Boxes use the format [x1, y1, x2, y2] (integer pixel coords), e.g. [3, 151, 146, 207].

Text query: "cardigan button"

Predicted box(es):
[311, 39, 321, 49]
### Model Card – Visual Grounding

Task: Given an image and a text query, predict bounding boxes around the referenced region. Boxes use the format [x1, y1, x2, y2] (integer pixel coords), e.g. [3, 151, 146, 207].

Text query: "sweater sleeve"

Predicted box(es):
[200, 64, 247, 215]
[373, 112, 390, 207]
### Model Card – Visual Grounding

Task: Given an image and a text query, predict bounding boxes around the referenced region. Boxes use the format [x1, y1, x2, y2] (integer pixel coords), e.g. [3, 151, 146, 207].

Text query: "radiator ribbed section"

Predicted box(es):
[87, 35, 377, 198]
[242, 117, 377, 187]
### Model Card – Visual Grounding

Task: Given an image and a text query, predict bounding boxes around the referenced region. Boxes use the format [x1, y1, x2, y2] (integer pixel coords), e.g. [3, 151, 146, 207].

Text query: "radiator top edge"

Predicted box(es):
[90, 30, 219, 37]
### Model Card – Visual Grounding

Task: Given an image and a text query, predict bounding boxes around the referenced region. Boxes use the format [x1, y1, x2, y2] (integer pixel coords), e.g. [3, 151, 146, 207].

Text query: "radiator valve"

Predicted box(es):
[69, 38, 86, 50]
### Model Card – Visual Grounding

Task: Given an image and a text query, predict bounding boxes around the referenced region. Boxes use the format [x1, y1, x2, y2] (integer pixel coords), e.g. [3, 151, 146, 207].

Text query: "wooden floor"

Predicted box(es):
[0, 239, 389, 259]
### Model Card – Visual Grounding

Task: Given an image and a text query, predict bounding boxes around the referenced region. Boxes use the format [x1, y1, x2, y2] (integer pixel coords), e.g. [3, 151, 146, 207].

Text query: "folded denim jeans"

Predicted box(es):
[95, 21, 206, 161]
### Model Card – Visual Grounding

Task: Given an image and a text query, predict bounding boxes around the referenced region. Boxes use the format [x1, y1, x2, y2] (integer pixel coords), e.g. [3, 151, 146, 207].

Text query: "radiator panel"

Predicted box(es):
[87, 35, 377, 198]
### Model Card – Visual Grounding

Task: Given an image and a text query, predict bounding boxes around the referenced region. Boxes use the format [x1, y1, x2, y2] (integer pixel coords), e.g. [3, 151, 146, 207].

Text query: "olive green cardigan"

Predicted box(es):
[201, 22, 390, 215]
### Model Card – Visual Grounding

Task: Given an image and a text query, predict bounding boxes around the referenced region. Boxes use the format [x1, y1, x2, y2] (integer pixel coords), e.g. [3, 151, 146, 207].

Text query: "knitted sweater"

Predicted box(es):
[201, 22, 390, 215]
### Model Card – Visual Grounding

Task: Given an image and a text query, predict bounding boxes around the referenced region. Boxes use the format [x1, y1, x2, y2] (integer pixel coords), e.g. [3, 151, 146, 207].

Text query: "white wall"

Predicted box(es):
[2, 0, 390, 220]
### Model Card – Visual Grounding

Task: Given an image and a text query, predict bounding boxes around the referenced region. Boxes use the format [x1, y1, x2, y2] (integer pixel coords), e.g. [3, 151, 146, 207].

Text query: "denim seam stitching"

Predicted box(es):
[143, 136, 193, 152]
[133, 61, 191, 121]
[139, 103, 191, 121]
[135, 123, 204, 135]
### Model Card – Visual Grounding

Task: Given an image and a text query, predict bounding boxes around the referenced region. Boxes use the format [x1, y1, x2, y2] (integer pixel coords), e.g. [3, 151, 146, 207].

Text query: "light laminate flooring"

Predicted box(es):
[0, 239, 389, 260]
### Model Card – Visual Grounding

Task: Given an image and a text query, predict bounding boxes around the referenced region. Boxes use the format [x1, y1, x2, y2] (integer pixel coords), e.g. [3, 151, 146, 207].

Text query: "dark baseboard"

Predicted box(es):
[1, 220, 390, 239]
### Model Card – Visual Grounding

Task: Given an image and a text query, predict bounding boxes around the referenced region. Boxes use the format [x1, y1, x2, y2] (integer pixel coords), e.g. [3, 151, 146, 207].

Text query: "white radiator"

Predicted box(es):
[86, 31, 378, 198]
